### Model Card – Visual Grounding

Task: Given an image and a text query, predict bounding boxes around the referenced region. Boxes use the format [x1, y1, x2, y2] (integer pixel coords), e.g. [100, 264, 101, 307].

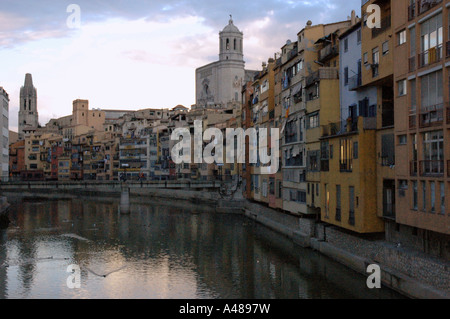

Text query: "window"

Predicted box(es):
[382, 41, 389, 55]
[340, 138, 353, 171]
[398, 79, 407, 96]
[410, 79, 417, 113]
[277, 180, 282, 199]
[422, 181, 427, 211]
[420, 13, 443, 56]
[336, 185, 341, 221]
[372, 47, 379, 77]
[421, 70, 443, 108]
[398, 135, 407, 145]
[349, 186, 355, 226]
[422, 130, 444, 174]
[353, 142, 359, 159]
[439, 182, 445, 214]
[357, 29, 361, 44]
[413, 181, 418, 210]
[430, 181, 436, 212]
[307, 151, 319, 172]
[381, 134, 395, 166]
[308, 113, 319, 129]
[398, 30, 407, 45]
[344, 38, 348, 52]
[363, 52, 368, 65]
[399, 180, 408, 195]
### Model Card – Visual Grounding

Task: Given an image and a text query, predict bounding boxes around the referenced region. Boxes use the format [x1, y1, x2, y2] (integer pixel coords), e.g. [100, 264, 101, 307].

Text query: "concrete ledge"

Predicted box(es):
[310, 238, 449, 299]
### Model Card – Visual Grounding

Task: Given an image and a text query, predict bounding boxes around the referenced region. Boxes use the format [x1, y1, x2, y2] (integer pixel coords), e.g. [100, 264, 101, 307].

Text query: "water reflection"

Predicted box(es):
[0, 196, 404, 299]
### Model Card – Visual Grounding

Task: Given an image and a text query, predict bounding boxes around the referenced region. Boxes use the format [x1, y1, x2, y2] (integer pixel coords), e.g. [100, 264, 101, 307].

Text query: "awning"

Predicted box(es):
[280, 120, 287, 134]
[291, 82, 302, 97]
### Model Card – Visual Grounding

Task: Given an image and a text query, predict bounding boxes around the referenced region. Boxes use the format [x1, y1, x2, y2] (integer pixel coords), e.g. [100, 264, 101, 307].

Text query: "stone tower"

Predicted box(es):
[196, 17, 253, 108]
[18, 73, 38, 140]
[219, 16, 244, 62]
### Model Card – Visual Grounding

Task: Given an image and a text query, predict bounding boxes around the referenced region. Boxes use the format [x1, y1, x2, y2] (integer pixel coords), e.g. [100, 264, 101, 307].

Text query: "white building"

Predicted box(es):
[195, 17, 257, 108]
[0, 87, 9, 181]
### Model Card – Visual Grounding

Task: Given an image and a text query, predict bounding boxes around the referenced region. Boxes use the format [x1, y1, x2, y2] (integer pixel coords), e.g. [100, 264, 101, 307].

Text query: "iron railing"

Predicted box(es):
[419, 160, 444, 176]
[419, 103, 444, 128]
[418, 44, 443, 68]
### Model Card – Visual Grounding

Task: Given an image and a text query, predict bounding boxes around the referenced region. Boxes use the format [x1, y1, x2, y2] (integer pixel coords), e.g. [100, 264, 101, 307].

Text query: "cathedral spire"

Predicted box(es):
[24, 73, 33, 87]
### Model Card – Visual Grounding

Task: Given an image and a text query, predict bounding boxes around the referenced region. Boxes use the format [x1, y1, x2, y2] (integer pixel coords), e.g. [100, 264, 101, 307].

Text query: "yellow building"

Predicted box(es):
[320, 117, 384, 233]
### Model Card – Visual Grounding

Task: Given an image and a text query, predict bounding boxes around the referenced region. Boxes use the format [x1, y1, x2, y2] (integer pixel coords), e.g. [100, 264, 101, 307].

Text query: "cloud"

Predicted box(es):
[0, 0, 361, 125]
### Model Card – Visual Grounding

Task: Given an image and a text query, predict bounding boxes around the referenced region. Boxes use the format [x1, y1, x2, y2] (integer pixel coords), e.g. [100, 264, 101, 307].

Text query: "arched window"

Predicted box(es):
[226, 39, 230, 50]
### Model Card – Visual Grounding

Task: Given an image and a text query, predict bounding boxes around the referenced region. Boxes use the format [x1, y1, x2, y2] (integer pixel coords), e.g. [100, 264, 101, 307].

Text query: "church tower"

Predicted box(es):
[18, 73, 39, 140]
[219, 16, 244, 63]
[195, 17, 249, 108]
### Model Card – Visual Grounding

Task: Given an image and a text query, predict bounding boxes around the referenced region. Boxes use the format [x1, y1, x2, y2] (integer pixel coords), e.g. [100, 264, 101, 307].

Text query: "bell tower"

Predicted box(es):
[18, 73, 39, 140]
[219, 15, 244, 62]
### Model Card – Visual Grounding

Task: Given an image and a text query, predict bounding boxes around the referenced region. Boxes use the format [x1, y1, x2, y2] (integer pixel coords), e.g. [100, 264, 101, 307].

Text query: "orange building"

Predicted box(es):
[393, 0, 449, 259]
[9, 140, 25, 181]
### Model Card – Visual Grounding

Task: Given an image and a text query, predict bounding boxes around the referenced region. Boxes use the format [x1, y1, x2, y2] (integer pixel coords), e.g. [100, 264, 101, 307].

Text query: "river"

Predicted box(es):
[0, 195, 405, 299]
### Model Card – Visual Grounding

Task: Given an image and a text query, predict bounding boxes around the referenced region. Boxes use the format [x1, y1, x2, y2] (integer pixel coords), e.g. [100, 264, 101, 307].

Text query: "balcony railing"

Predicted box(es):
[418, 0, 443, 16]
[418, 45, 443, 68]
[348, 74, 362, 91]
[419, 160, 444, 176]
[409, 56, 416, 72]
[419, 103, 444, 128]
[410, 161, 418, 176]
[305, 68, 339, 87]
[408, 3, 415, 21]
[372, 15, 391, 38]
[318, 44, 339, 62]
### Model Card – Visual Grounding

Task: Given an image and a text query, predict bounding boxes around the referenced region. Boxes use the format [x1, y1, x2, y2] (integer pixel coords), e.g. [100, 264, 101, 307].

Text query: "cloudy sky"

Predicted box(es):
[0, 0, 360, 131]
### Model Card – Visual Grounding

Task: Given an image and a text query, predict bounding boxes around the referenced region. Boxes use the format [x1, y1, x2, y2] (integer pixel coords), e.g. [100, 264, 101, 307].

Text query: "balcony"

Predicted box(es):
[321, 121, 343, 137]
[372, 15, 391, 38]
[419, 103, 444, 128]
[418, 45, 443, 68]
[318, 44, 339, 63]
[305, 68, 339, 87]
[409, 56, 416, 72]
[348, 74, 362, 91]
[419, 160, 444, 176]
[408, 3, 415, 21]
[410, 161, 418, 176]
[418, 0, 443, 16]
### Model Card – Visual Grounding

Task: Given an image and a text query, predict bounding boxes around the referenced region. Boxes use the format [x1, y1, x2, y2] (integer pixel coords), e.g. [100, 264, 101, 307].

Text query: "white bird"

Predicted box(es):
[84, 265, 127, 278]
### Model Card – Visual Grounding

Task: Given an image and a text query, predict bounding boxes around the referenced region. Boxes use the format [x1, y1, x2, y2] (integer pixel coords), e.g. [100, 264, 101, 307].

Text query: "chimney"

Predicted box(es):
[351, 10, 356, 25]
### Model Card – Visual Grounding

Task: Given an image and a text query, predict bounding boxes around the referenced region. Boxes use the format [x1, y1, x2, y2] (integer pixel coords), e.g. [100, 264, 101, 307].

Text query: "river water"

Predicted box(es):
[0, 195, 404, 299]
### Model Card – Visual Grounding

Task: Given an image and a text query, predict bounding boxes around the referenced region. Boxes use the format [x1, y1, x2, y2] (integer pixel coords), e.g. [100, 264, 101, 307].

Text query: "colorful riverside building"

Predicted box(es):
[392, 0, 449, 258]
[320, 15, 386, 233]
[249, 59, 278, 207]
[302, 18, 353, 217]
